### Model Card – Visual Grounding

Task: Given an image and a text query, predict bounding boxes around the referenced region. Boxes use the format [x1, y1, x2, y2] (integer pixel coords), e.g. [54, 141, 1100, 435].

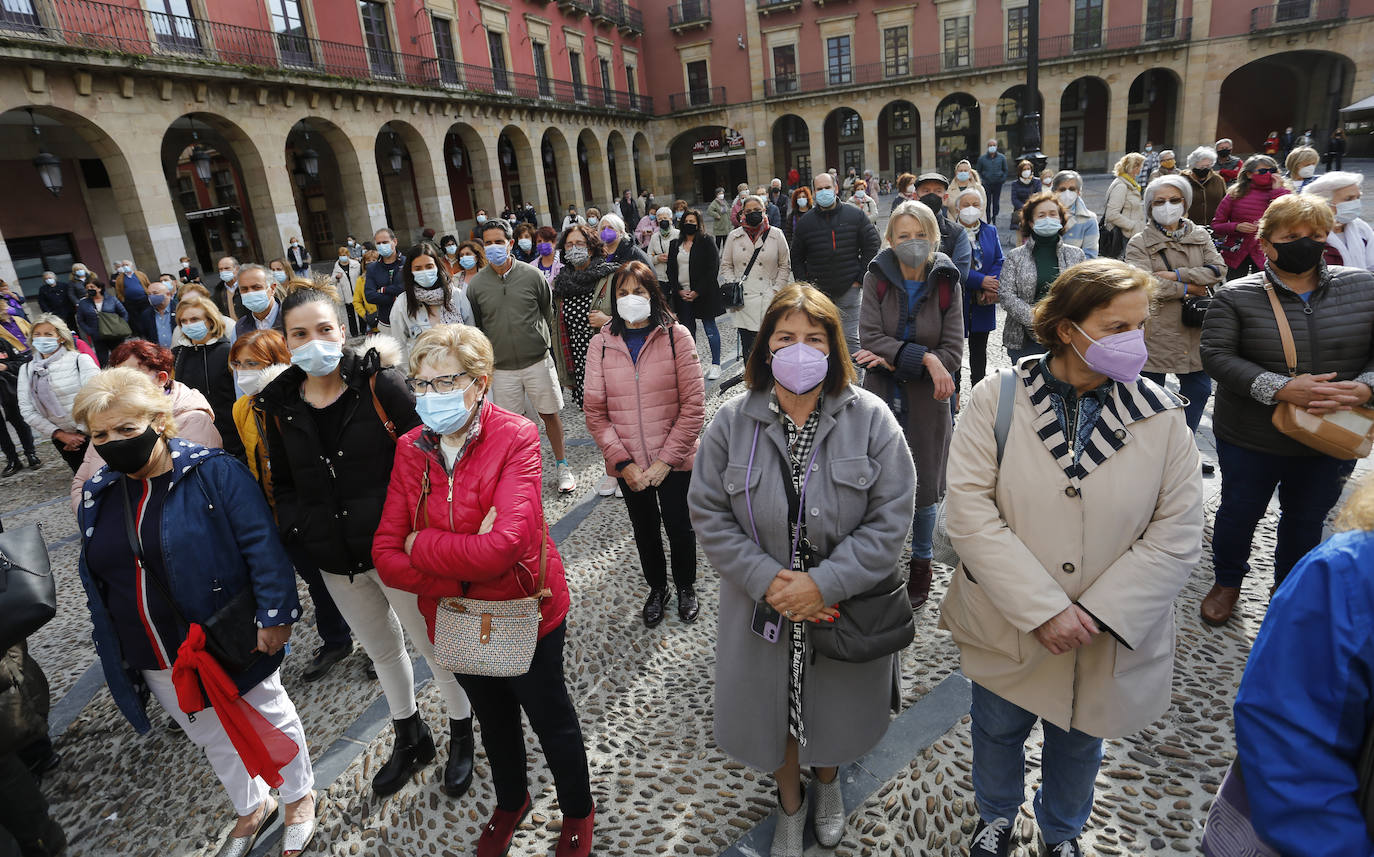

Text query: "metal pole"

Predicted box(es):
[1019, 0, 1047, 173]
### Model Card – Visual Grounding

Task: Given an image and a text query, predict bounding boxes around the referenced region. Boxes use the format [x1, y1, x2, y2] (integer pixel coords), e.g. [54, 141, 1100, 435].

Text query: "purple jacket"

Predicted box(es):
[1211, 186, 1290, 271]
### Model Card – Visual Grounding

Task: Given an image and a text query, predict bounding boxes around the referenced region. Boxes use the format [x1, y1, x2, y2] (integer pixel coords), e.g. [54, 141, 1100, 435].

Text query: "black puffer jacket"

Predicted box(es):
[174, 339, 244, 459]
[257, 341, 420, 575]
[789, 201, 881, 298]
[1201, 263, 1374, 456]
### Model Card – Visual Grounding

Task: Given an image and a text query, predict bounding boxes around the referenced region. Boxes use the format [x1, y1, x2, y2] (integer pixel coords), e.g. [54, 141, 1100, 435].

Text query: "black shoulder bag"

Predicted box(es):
[0, 525, 56, 651]
[1163, 250, 1212, 328]
[121, 479, 262, 674]
[722, 240, 765, 310]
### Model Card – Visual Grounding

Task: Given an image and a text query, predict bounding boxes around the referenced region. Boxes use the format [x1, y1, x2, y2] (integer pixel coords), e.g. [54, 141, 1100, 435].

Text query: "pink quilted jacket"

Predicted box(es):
[1211, 186, 1290, 271]
[583, 322, 705, 476]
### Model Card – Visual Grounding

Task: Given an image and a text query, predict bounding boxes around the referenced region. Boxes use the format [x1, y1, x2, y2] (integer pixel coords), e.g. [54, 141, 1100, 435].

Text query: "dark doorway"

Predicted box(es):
[7, 233, 75, 299]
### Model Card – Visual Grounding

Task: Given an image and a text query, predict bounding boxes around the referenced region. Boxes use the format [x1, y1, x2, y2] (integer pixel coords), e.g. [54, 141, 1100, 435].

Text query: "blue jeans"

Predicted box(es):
[911, 503, 938, 560]
[970, 683, 1104, 844]
[676, 302, 721, 365]
[1211, 438, 1355, 588]
[1141, 370, 1212, 434]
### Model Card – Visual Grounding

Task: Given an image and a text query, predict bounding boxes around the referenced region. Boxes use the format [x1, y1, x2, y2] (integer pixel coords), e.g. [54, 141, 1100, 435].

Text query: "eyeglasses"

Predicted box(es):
[1253, 168, 1278, 175]
[406, 373, 472, 395]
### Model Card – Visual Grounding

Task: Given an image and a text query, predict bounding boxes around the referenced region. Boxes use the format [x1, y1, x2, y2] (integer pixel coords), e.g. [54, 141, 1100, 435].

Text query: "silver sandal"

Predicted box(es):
[214, 798, 278, 857]
[282, 792, 317, 857]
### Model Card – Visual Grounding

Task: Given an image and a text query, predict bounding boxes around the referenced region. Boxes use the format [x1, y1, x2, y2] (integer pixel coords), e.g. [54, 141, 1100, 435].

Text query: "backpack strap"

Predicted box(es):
[994, 368, 1017, 466]
[368, 374, 397, 440]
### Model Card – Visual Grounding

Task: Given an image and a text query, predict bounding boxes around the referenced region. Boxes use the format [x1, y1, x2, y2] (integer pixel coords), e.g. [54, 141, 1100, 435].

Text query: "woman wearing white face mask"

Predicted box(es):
[1305, 171, 1374, 271]
[1125, 175, 1226, 474]
[847, 179, 879, 224]
[287, 236, 311, 276]
[953, 187, 1004, 392]
[1050, 170, 1100, 258]
[1285, 146, 1321, 191]
[172, 293, 243, 460]
[258, 284, 477, 799]
[268, 258, 292, 290]
[388, 242, 474, 358]
[584, 262, 706, 627]
[999, 193, 1088, 363]
[17, 315, 97, 472]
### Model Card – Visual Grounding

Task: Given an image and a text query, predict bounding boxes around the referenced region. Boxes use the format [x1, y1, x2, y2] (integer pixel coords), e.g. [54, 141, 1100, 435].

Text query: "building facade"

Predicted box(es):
[0, 0, 1369, 298]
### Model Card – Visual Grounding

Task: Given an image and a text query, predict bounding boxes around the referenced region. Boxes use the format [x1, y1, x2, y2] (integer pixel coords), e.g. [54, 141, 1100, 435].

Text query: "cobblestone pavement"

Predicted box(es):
[7, 168, 1373, 856]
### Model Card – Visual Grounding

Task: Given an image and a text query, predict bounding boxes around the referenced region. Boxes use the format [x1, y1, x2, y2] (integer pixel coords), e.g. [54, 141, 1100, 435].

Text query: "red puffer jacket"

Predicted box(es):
[373, 401, 570, 640]
[583, 322, 705, 477]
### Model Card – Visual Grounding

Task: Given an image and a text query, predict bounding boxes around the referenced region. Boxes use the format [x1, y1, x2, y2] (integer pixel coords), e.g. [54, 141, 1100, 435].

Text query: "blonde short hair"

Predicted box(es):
[1286, 146, 1320, 176]
[407, 324, 495, 379]
[73, 367, 179, 437]
[1258, 192, 1335, 241]
[174, 292, 228, 340]
[1114, 153, 1145, 178]
[29, 313, 75, 350]
[886, 200, 941, 268]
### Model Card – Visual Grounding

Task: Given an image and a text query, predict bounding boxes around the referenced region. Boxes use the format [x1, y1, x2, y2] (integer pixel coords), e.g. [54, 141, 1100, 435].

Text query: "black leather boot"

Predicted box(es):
[442, 717, 475, 797]
[372, 712, 436, 796]
[907, 558, 933, 610]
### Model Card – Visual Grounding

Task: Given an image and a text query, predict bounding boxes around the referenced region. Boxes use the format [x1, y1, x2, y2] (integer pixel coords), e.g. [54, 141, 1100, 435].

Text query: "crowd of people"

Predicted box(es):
[1, 130, 1373, 857]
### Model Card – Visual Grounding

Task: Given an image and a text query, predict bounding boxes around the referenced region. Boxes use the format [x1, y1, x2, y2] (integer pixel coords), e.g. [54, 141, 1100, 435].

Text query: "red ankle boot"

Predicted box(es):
[476, 793, 531, 857]
[555, 806, 595, 857]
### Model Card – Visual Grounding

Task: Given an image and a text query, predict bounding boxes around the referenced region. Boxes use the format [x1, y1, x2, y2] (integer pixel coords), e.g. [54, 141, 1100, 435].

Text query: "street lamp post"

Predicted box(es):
[1019, 0, 1048, 174]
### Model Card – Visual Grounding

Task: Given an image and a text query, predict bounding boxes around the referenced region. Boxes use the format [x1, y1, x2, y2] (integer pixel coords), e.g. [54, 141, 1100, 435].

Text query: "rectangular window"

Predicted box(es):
[883, 26, 909, 78]
[1006, 7, 1029, 62]
[6, 234, 75, 300]
[890, 103, 913, 132]
[843, 149, 863, 174]
[795, 154, 811, 186]
[359, 1, 395, 77]
[686, 59, 710, 105]
[177, 175, 198, 212]
[488, 30, 509, 91]
[826, 35, 851, 85]
[432, 14, 458, 85]
[212, 169, 238, 207]
[599, 57, 613, 106]
[772, 44, 797, 93]
[145, 0, 200, 51]
[268, 0, 311, 66]
[1145, 0, 1177, 38]
[0, 0, 41, 33]
[1073, 0, 1103, 50]
[625, 64, 638, 109]
[943, 17, 970, 68]
[533, 41, 551, 97]
[893, 143, 913, 175]
[569, 50, 585, 102]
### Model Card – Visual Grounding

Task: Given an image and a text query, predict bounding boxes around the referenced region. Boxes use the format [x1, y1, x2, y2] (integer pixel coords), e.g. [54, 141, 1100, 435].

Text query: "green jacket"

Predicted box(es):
[466, 260, 556, 371]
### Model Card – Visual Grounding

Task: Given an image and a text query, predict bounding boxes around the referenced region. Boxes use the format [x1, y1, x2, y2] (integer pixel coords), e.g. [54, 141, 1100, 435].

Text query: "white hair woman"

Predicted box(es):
[1183, 146, 1227, 226]
[1304, 171, 1373, 271]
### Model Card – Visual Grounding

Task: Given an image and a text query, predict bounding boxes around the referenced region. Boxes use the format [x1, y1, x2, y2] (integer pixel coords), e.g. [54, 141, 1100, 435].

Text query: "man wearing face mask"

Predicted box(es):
[1182, 146, 1227, 227]
[177, 255, 200, 284]
[768, 178, 789, 222]
[1214, 140, 1242, 183]
[37, 269, 79, 330]
[790, 171, 882, 359]
[910, 173, 973, 283]
[976, 139, 1010, 222]
[233, 264, 285, 339]
[364, 227, 407, 336]
[146, 278, 176, 348]
[1199, 192, 1374, 627]
[214, 256, 241, 321]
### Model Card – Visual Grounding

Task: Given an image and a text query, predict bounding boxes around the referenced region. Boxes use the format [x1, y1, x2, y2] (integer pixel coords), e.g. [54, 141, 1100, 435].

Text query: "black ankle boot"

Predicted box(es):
[372, 712, 436, 796]
[442, 717, 475, 797]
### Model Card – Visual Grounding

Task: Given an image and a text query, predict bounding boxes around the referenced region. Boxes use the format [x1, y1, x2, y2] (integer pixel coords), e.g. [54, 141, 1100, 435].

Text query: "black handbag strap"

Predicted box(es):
[740, 240, 766, 283]
[120, 478, 190, 633]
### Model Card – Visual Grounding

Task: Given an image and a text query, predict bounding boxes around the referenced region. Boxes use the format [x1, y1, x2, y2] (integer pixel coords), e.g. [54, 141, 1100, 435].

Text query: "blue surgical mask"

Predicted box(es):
[290, 338, 344, 377]
[518, 238, 533, 253]
[376, 242, 393, 257]
[957, 170, 971, 181]
[415, 383, 477, 436]
[32, 336, 59, 355]
[458, 255, 477, 270]
[815, 188, 837, 208]
[484, 243, 509, 266]
[273, 270, 288, 283]
[242, 290, 272, 313]
[149, 293, 168, 307]
[219, 270, 235, 283]
[413, 269, 439, 288]
[182, 321, 209, 342]
[1032, 217, 1062, 237]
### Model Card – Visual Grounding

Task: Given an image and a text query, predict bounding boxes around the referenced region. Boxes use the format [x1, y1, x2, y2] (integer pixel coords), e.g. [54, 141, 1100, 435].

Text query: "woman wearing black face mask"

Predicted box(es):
[1200, 193, 1374, 627]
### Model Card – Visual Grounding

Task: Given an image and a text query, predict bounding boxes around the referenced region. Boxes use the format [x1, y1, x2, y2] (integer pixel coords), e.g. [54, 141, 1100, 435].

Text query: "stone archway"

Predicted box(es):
[285, 116, 368, 263]
[1217, 50, 1355, 154]
[162, 112, 271, 271]
[877, 101, 919, 178]
[1058, 77, 1111, 172]
[1126, 69, 1181, 154]
[443, 122, 490, 227]
[935, 93, 980, 177]
[822, 107, 864, 177]
[497, 125, 536, 214]
[771, 114, 812, 186]
[541, 127, 576, 217]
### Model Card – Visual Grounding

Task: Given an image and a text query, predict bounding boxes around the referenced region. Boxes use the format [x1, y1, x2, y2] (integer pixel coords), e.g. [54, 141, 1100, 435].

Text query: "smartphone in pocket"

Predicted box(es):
[751, 601, 782, 643]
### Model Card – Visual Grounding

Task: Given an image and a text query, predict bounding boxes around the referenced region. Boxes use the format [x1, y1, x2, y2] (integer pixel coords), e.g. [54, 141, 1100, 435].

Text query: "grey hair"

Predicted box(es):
[478, 218, 513, 240]
[29, 313, 76, 350]
[237, 262, 271, 283]
[373, 227, 396, 242]
[1304, 171, 1365, 201]
[1051, 170, 1082, 191]
[1187, 146, 1218, 169]
[743, 194, 767, 210]
[1144, 175, 1194, 210]
[218, 256, 239, 269]
[597, 212, 626, 236]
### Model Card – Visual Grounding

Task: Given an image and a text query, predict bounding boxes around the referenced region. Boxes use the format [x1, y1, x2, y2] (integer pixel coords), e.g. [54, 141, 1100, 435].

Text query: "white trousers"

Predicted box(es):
[143, 668, 314, 817]
[320, 569, 471, 722]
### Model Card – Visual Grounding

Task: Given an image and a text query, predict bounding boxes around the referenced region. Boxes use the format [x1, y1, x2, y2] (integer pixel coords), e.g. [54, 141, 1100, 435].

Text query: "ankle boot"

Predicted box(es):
[1, 459, 19, 478]
[441, 717, 475, 797]
[907, 557, 933, 609]
[372, 712, 436, 796]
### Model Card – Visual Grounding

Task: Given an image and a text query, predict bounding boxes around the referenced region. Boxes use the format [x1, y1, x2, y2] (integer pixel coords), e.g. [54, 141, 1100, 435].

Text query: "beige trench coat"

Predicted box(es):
[939, 362, 1203, 738]
[718, 225, 791, 333]
[1125, 222, 1225, 375]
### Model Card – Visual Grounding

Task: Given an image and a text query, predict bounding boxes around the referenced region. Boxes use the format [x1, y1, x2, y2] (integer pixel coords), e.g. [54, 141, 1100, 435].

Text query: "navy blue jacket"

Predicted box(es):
[1010, 177, 1039, 213]
[964, 222, 1005, 335]
[76, 440, 299, 733]
[75, 292, 128, 343]
[363, 254, 407, 321]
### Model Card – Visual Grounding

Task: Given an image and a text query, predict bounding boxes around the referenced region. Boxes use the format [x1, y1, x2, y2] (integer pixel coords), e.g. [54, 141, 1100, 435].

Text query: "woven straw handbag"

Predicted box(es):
[413, 460, 551, 677]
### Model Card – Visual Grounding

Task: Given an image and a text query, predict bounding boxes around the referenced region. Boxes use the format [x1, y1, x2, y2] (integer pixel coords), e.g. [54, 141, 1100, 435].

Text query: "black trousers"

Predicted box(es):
[1226, 258, 1259, 281]
[618, 469, 696, 591]
[0, 378, 35, 461]
[455, 622, 592, 818]
[52, 438, 87, 473]
[0, 753, 57, 854]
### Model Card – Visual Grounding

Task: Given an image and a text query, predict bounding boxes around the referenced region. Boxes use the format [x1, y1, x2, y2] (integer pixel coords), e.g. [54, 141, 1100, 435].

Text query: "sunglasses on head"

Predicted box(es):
[1253, 168, 1278, 175]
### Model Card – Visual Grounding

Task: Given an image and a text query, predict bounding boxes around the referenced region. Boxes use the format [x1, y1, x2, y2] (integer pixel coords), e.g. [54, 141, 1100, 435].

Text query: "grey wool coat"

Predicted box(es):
[688, 385, 916, 771]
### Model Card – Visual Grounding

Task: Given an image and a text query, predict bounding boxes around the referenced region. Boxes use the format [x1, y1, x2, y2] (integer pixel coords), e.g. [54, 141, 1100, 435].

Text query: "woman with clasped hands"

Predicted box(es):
[941, 258, 1203, 857]
[688, 284, 916, 857]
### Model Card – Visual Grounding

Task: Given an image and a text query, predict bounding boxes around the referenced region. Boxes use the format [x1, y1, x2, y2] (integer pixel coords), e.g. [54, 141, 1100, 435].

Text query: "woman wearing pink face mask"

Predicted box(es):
[1212, 155, 1290, 280]
[941, 258, 1202, 857]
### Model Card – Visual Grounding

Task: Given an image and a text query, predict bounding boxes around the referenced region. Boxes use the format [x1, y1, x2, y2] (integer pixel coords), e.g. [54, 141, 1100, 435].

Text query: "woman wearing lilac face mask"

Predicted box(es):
[689, 284, 916, 856]
[942, 258, 1202, 857]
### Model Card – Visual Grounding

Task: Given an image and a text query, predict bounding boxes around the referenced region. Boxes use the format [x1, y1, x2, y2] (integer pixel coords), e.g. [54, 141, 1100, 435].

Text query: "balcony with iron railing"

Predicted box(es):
[761, 18, 1192, 97]
[1249, 0, 1347, 31]
[668, 86, 726, 112]
[758, 0, 803, 13]
[0, 0, 651, 112]
[668, 0, 711, 31]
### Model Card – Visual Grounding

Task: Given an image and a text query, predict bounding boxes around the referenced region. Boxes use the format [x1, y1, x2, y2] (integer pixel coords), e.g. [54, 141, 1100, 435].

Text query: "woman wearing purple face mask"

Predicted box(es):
[942, 258, 1202, 857]
[688, 284, 916, 856]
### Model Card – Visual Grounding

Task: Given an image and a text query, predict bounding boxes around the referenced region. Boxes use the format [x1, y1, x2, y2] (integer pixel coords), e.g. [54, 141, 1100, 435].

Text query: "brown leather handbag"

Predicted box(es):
[1264, 284, 1374, 460]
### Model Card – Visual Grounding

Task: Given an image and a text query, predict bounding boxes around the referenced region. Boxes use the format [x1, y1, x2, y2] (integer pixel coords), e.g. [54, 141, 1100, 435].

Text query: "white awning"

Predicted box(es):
[1340, 94, 1374, 114]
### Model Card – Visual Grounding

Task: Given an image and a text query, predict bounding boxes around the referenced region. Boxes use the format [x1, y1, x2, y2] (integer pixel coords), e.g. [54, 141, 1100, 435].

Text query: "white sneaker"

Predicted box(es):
[707, 364, 722, 380]
[556, 462, 576, 494]
[614, 483, 623, 498]
[596, 474, 617, 496]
